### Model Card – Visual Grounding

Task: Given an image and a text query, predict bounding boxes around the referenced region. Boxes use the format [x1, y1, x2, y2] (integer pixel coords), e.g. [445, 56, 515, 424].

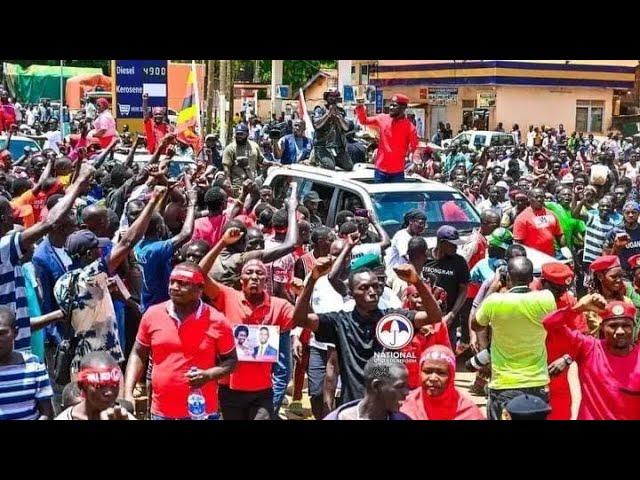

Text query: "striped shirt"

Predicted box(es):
[0, 232, 31, 352]
[583, 212, 621, 263]
[0, 352, 53, 420]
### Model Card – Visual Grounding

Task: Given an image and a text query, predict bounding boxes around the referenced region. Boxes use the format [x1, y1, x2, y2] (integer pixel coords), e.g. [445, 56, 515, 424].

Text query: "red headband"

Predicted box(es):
[170, 268, 205, 285]
[78, 366, 122, 386]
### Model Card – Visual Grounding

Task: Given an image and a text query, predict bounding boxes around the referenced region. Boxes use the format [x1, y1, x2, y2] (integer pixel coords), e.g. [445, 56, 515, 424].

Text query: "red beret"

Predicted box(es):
[541, 263, 574, 286]
[629, 254, 640, 270]
[590, 255, 621, 273]
[391, 94, 409, 106]
[602, 301, 636, 322]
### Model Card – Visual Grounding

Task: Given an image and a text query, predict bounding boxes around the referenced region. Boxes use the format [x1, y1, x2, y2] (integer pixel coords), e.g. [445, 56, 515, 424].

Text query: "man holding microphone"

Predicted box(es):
[354, 93, 418, 183]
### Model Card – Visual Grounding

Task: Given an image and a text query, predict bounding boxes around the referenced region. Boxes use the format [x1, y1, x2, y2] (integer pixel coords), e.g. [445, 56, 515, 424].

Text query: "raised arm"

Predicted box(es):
[571, 198, 588, 222]
[169, 187, 197, 250]
[293, 257, 333, 331]
[393, 264, 443, 327]
[124, 135, 143, 169]
[20, 164, 94, 253]
[369, 211, 391, 252]
[32, 155, 55, 195]
[354, 103, 378, 127]
[106, 186, 166, 274]
[245, 182, 299, 264]
[199, 227, 244, 301]
[327, 232, 357, 296]
[92, 137, 119, 169]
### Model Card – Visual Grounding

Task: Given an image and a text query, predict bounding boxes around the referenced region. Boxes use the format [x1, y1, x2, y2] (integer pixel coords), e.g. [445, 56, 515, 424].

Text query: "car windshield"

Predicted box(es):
[0, 138, 41, 160]
[371, 190, 480, 237]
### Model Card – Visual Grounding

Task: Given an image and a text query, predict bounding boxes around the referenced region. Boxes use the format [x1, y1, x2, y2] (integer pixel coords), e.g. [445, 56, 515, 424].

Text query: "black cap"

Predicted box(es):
[234, 123, 249, 133]
[304, 191, 322, 203]
[505, 394, 551, 420]
[65, 229, 110, 257]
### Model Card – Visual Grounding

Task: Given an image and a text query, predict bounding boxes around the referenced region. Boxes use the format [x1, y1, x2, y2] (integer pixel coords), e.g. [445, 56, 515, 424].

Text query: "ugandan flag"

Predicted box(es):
[175, 68, 202, 154]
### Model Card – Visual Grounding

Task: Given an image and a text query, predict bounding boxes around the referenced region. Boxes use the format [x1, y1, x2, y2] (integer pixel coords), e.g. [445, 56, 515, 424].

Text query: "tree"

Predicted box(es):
[257, 60, 337, 90]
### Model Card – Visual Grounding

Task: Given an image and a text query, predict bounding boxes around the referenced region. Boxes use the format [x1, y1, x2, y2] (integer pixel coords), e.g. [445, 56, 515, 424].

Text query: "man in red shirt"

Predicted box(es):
[142, 93, 172, 154]
[124, 263, 237, 420]
[355, 93, 418, 183]
[198, 228, 295, 420]
[544, 294, 640, 420]
[533, 263, 583, 420]
[513, 187, 564, 256]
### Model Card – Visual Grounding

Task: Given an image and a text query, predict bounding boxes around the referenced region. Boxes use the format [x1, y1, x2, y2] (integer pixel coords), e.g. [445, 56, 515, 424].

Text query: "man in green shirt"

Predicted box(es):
[472, 256, 556, 420]
[545, 186, 586, 252]
[443, 146, 469, 178]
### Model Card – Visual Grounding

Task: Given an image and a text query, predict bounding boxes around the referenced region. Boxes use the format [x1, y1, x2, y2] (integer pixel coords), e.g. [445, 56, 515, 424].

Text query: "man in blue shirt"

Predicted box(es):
[273, 119, 312, 165]
[134, 188, 197, 312]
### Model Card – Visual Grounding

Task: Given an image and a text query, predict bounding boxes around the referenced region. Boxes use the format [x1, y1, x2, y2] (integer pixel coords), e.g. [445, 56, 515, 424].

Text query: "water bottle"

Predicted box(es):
[187, 367, 207, 420]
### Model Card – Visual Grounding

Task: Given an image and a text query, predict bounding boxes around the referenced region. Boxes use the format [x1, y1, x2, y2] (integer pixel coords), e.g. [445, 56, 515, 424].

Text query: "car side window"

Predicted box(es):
[299, 180, 335, 225]
[335, 189, 365, 222]
[474, 135, 486, 147]
[270, 174, 301, 208]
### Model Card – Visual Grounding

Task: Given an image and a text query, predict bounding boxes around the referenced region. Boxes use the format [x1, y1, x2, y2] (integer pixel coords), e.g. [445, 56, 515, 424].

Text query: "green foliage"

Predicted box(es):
[257, 60, 337, 90]
[4, 60, 109, 74]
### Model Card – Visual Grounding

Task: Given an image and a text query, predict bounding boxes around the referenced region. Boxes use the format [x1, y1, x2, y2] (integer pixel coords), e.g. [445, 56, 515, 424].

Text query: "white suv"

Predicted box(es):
[442, 130, 516, 150]
[262, 164, 557, 272]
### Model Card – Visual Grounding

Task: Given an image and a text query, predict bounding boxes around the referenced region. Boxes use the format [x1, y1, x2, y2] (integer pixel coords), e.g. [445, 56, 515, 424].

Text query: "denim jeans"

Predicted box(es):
[487, 385, 550, 420]
[374, 169, 405, 183]
[271, 332, 292, 416]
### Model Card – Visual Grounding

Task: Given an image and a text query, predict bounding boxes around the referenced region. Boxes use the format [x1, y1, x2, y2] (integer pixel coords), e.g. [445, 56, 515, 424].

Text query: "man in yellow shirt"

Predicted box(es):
[472, 256, 556, 420]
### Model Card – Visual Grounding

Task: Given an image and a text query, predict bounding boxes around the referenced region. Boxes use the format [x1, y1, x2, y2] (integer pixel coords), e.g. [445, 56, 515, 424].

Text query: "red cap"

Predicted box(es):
[589, 255, 621, 273]
[391, 94, 409, 106]
[96, 98, 109, 109]
[602, 301, 636, 322]
[629, 254, 640, 270]
[541, 263, 574, 286]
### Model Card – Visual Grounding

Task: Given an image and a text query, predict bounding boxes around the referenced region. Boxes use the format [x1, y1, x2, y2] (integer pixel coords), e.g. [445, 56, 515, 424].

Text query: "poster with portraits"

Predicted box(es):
[233, 324, 280, 363]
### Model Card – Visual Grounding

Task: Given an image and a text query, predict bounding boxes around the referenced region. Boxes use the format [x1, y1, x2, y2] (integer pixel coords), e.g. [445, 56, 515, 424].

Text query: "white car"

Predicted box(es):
[442, 130, 516, 151]
[262, 164, 559, 274]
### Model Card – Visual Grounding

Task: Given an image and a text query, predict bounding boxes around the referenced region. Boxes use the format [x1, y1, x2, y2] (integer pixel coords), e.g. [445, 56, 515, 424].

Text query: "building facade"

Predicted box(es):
[360, 60, 637, 139]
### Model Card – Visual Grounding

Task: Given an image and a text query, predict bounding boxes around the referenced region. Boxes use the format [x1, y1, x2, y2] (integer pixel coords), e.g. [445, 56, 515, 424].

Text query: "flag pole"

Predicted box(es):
[191, 60, 202, 138]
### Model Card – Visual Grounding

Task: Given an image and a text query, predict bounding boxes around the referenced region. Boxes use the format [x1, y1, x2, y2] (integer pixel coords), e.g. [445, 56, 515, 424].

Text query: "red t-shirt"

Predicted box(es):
[208, 283, 294, 392]
[355, 105, 418, 174]
[136, 301, 235, 418]
[466, 233, 488, 299]
[512, 206, 562, 256]
[192, 214, 228, 247]
[143, 118, 170, 154]
[544, 308, 640, 420]
[402, 323, 452, 389]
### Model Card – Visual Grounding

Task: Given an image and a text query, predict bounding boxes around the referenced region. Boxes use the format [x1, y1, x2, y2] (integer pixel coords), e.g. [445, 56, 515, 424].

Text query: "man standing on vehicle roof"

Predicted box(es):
[355, 93, 418, 183]
[143, 93, 172, 155]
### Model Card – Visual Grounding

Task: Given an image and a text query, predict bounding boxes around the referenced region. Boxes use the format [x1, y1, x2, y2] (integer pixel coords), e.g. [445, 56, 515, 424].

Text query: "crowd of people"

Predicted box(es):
[2, 80, 640, 422]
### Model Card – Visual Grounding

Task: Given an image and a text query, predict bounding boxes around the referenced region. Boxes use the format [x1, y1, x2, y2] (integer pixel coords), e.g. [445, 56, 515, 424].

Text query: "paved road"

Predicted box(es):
[280, 357, 488, 420]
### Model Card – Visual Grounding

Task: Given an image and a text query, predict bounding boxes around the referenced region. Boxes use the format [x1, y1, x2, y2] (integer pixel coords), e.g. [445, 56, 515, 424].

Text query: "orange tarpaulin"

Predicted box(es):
[65, 74, 113, 110]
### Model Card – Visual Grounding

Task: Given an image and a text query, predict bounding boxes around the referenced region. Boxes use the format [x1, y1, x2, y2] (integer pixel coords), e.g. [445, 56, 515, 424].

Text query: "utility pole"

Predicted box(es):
[205, 59, 215, 134]
[271, 60, 283, 120]
[219, 60, 228, 146]
[227, 61, 235, 142]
